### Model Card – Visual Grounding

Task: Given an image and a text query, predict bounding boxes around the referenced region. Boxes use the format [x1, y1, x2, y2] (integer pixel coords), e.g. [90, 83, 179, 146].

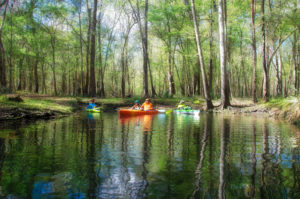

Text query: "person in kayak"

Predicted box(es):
[140, 98, 153, 111]
[86, 99, 96, 109]
[131, 100, 141, 110]
[177, 100, 191, 110]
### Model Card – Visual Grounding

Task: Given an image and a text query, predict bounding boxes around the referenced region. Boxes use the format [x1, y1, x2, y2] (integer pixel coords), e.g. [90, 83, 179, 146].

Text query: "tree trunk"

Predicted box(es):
[97, 13, 105, 97]
[68, 69, 71, 95]
[121, 29, 130, 98]
[190, 0, 214, 109]
[51, 35, 57, 95]
[142, 0, 149, 97]
[251, 0, 257, 102]
[29, 62, 33, 92]
[89, 0, 97, 97]
[145, 0, 156, 97]
[168, 47, 175, 96]
[8, 31, 13, 92]
[261, 0, 268, 101]
[166, 21, 175, 96]
[131, 0, 149, 97]
[218, 0, 230, 108]
[85, 7, 91, 95]
[41, 60, 46, 94]
[148, 57, 156, 97]
[240, 31, 246, 97]
[17, 57, 24, 90]
[79, 1, 84, 95]
[277, 50, 283, 96]
[208, 0, 214, 98]
[292, 32, 297, 95]
[0, 0, 9, 89]
[34, 58, 39, 93]
[0, 36, 6, 89]
[121, 51, 126, 98]
[224, 0, 231, 101]
[62, 71, 66, 94]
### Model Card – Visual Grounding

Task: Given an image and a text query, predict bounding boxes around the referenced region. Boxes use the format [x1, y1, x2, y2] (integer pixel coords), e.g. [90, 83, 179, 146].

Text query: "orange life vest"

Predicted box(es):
[141, 102, 153, 110]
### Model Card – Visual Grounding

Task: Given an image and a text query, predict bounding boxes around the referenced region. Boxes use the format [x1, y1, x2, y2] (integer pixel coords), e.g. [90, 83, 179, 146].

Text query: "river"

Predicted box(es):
[0, 112, 299, 198]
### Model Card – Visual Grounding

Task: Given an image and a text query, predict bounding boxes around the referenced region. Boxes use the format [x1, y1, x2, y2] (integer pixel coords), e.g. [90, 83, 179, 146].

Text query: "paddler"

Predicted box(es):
[131, 100, 141, 110]
[86, 99, 96, 109]
[177, 100, 191, 110]
[140, 98, 154, 111]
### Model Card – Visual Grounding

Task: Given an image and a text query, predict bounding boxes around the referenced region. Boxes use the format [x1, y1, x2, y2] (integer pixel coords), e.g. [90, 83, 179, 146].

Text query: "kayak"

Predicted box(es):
[119, 109, 159, 116]
[86, 108, 101, 113]
[174, 109, 200, 115]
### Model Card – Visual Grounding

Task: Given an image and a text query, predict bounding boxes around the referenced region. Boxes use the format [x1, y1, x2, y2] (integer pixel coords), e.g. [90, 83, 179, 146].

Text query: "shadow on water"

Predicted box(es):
[0, 112, 299, 198]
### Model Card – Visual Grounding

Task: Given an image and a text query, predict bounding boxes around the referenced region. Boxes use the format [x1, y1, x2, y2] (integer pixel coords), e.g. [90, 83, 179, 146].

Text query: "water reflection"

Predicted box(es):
[218, 117, 230, 199]
[249, 121, 257, 198]
[0, 113, 299, 198]
[192, 114, 211, 198]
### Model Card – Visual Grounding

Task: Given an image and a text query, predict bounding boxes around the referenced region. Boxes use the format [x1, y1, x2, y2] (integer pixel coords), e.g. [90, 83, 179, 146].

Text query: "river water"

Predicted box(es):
[0, 112, 299, 198]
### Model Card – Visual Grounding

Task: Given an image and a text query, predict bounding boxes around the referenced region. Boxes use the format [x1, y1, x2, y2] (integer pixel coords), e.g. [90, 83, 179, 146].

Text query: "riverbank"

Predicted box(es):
[0, 95, 78, 120]
[1, 94, 300, 126]
[211, 97, 300, 126]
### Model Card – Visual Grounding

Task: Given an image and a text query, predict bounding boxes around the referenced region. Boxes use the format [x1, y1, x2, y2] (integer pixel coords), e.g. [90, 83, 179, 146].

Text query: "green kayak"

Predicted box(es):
[174, 109, 200, 115]
[86, 108, 101, 113]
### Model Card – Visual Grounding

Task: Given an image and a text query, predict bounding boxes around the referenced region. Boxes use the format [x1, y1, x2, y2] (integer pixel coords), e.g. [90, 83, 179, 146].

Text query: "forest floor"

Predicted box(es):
[1, 94, 300, 126]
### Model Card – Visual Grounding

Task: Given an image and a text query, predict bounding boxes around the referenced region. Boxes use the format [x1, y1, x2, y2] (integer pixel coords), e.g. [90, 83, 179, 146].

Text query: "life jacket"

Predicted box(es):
[86, 103, 96, 109]
[141, 102, 153, 110]
[177, 104, 186, 109]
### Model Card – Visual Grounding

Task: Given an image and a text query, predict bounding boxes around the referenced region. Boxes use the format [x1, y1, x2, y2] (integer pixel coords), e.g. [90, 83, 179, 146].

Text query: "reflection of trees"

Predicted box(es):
[218, 118, 230, 199]
[167, 114, 174, 156]
[86, 114, 98, 198]
[51, 122, 57, 173]
[192, 114, 212, 198]
[249, 120, 257, 198]
[142, 115, 155, 197]
[166, 113, 174, 196]
[291, 146, 300, 197]
[208, 115, 215, 198]
[0, 138, 5, 181]
[259, 122, 283, 198]
[120, 120, 130, 197]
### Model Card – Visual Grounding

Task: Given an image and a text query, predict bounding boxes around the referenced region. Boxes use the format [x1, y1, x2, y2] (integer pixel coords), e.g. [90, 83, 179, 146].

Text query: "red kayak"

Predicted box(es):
[118, 109, 159, 116]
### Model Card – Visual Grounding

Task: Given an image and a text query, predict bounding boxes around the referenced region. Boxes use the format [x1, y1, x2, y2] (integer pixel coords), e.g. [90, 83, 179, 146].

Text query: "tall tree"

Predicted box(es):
[0, 0, 9, 89]
[276, 49, 283, 96]
[89, 0, 97, 96]
[128, 0, 150, 97]
[145, 0, 156, 97]
[190, 0, 213, 109]
[292, 32, 297, 95]
[218, 0, 230, 108]
[261, 0, 268, 101]
[121, 11, 134, 98]
[251, 0, 257, 102]
[78, 0, 84, 95]
[84, 4, 91, 95]
[208, 0, 215, 97]
[97, 10, 105, 97]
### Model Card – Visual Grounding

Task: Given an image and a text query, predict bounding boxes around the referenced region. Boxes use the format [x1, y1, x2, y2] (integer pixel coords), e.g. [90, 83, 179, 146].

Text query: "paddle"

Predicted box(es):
[158, 109, 173, 114]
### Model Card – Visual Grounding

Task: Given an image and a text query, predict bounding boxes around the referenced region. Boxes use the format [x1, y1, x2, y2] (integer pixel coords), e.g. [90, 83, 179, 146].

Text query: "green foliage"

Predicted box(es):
[0, 95, 74, 113]
[0, 0, 299, 99]
[263, 97, 299, 111]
